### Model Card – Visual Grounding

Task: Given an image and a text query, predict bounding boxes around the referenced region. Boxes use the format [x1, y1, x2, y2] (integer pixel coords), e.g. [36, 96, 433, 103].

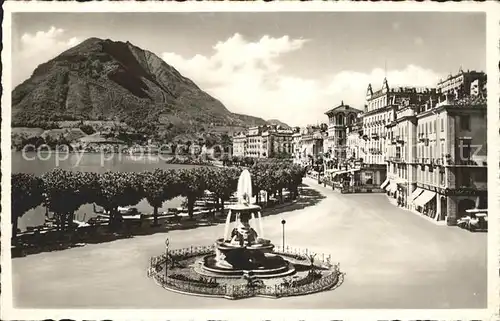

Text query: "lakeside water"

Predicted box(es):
[12, 152, 202, 231]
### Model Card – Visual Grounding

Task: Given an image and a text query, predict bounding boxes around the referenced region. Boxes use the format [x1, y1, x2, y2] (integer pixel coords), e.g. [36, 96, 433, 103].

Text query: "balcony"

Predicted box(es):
[371, 133, 379, 140]
[454, 159, 488, 167]
[389, 156, 402, 162]
[433, 158, 444, 166]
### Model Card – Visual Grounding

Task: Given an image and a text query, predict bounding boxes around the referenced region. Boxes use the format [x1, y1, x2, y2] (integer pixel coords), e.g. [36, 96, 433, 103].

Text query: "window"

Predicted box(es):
[433, 120, 436, 133]
[441, 118, 444, 132]
[460, 115, 471, 131]
[439, 171, 445, 186]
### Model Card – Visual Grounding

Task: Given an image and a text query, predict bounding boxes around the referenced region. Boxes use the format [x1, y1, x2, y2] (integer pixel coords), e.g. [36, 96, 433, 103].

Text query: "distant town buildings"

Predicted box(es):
[231, 125, 294, 159]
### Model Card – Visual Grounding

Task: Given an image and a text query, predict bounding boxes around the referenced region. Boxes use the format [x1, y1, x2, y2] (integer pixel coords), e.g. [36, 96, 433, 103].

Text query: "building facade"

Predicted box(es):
[411, 77, 487, 225]
[365, 78, 436, 188]
[292, 130, 302, 164]
[232, 132, 247, 157]
[382, 70, 487, 225]
[299, 126, 325, 166]
[324, 101, 363, 170]
[232, 125, 294, 159]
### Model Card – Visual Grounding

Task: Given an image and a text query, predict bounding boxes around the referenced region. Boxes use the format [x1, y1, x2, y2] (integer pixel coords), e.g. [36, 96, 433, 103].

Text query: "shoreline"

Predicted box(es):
[12, 193, 307, 258]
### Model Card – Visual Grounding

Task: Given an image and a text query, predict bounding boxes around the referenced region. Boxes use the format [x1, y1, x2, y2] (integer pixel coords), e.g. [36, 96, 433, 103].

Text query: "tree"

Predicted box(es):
[274, 166, 289, 203]
[177, 167, 208, 218]
[250, 163, 270, 205]
[42, 169, 97, 231]
[140, 169, 179, 226]
[288, 165, 305, 199]
[220, 133, 232, 148]
[206, 167, 240, 214]
[244, 157, 254, 167]
[11, 173, 45, 239]
[93, 171, 144, 228]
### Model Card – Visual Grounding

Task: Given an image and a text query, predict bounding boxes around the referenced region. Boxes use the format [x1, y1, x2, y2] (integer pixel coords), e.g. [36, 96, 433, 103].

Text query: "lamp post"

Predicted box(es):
[281, 219, 286, 251]
[165, 237, 170, 279]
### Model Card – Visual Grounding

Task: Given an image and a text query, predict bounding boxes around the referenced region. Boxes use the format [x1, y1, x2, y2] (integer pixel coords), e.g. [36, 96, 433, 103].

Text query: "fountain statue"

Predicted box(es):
[201, 169, 294, 278]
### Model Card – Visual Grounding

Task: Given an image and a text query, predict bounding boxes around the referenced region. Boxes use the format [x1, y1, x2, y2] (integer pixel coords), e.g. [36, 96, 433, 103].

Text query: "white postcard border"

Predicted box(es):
[1, 2, 499, 320]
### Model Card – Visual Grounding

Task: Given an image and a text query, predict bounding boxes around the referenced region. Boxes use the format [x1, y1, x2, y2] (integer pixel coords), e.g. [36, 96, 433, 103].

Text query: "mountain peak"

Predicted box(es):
[12, 37, 268, 139]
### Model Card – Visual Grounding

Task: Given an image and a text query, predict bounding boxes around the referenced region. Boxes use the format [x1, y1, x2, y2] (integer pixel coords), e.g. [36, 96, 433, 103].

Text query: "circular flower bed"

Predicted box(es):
[147, 245, 342, 299]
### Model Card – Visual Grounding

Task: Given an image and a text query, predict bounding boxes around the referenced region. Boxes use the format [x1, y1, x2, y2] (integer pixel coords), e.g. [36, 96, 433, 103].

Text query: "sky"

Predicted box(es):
[12, 12, 486, 126]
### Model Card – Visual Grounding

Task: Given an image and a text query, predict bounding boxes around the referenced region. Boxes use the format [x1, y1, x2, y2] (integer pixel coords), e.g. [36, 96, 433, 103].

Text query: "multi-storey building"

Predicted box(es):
[410, 77, 487, 225]
[365, 78, 436, 188]
[436, 68, 486, 98]
[299, 125, 325, 166]
[232, 132, 247, 157]
[245, 126, 264, 158]
[384, 103, 420, 206]
[292, 129, 303, 164]
[324, 101, 362, 169]
[346, 117, 365, 165]
[232, 125, 294, 159]
[382, 69, 487, 225]
[263, 127, 294, 158]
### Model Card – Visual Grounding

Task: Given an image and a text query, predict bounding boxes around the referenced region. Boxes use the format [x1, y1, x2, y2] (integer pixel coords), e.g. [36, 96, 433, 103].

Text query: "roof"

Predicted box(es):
[78, 134, 125, 144]
[325, 102, 363, 116]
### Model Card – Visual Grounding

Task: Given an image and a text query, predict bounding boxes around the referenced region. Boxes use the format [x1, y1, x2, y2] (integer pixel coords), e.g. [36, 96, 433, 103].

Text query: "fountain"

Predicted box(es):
[147, 169, 342, 299]
[200, 169, 295, 278]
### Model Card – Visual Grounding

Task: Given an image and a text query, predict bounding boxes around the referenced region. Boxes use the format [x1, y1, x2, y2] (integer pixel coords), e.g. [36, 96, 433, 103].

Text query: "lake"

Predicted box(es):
[12, 152, 203, 231]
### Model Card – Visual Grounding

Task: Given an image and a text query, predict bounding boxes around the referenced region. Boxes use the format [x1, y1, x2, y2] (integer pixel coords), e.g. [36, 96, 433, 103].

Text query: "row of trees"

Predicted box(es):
[11, 163, 306, 239]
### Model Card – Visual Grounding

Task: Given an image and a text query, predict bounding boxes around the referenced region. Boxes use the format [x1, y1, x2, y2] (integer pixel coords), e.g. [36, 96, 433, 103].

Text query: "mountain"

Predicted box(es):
[12, 37, 269, 140]
[267, 119, 291, 129]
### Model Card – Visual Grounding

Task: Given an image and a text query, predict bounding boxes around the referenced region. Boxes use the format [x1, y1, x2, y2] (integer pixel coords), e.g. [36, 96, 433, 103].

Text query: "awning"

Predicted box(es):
[414, 190, 436, 207]
[380, 178, 390, 189]
[409, 188, 424, 202]
[466, 208, 488, 214]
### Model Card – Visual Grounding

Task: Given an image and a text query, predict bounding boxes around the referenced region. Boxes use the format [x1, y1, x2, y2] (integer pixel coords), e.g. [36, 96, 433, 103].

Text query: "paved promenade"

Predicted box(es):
[12, 178, 487, 309]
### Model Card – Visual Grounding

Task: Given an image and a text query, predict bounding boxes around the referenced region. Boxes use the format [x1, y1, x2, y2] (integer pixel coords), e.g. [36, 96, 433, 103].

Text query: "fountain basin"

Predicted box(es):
[196, 238, 295, 278]
[200, 253, 296, 279]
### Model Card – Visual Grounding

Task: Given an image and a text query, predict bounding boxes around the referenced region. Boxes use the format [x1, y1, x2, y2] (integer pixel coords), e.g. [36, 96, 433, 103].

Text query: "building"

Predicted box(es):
[381, 69, 487, 226]
[245, 126, 264, 158]
[292, 129, 302, 165]
[299, 125, 325, 166]
[436, 68, 486, 99]
[324, 101, 363, 170]
[232, 125, 294, 159]
[384, 103, 421, 207]
[410, 74, 487, 225]
[346, 116, 365, 163]
[365, 78, 436, 187]
[264, 127, 294, 158]
[232, 132, 247, 157]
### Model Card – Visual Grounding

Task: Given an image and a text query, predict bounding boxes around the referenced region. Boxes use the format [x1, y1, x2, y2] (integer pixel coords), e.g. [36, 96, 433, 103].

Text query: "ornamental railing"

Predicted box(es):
[147, 245, 341, 299]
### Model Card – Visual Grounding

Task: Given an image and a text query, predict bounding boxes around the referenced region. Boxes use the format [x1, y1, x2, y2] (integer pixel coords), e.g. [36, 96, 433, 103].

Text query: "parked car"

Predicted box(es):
[457, 209, 488, 232]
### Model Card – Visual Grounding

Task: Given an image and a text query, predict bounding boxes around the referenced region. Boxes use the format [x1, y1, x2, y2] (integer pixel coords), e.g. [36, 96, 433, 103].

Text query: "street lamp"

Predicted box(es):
[165, 237, 170, 279]
[281, 219, 286, 251]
